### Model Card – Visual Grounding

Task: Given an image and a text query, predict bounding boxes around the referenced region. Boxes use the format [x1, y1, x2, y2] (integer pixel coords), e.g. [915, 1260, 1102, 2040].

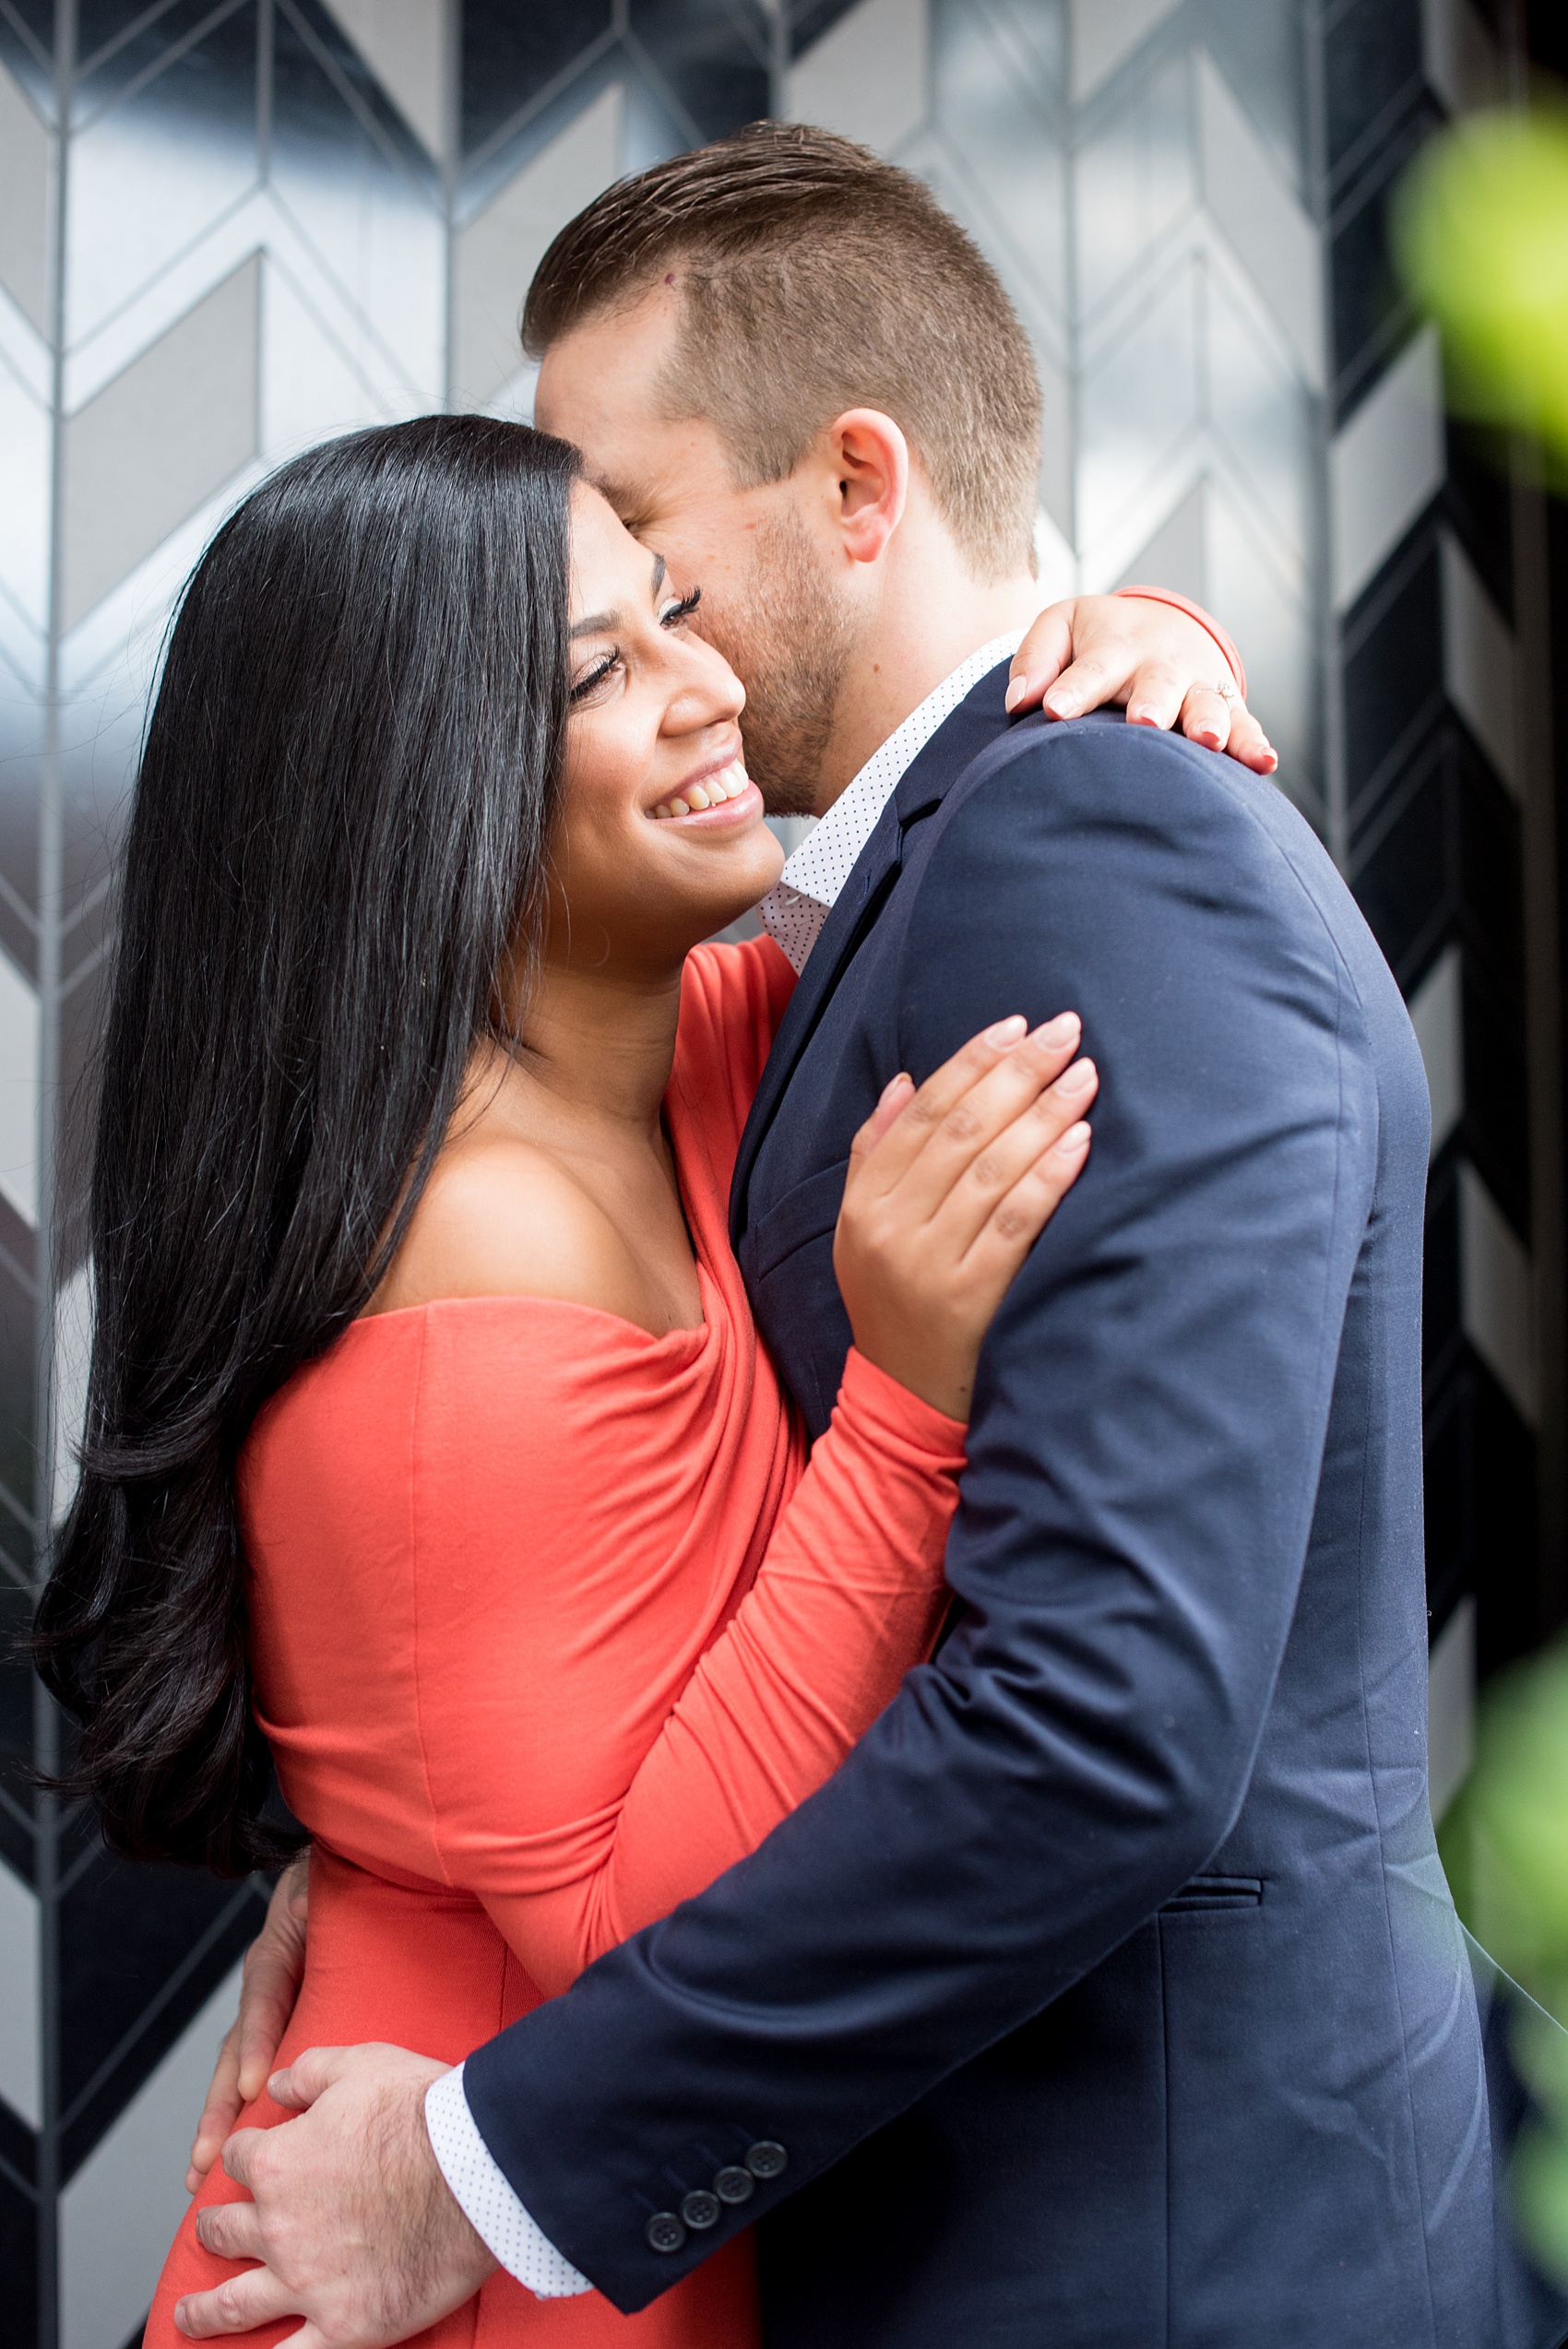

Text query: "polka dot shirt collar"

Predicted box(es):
[757, 634, 1026, 975]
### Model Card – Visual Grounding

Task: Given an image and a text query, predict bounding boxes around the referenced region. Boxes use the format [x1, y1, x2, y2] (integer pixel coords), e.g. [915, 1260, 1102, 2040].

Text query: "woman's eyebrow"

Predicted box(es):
[568, 554, 668, 641]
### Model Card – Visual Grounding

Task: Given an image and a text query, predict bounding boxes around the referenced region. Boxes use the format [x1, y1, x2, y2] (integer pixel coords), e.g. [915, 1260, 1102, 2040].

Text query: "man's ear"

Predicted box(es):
[826, 409, 909, 567]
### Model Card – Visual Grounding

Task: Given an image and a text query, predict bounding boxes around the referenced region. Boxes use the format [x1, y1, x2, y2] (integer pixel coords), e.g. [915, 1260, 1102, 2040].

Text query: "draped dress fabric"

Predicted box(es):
[145, 937, 968, 2349]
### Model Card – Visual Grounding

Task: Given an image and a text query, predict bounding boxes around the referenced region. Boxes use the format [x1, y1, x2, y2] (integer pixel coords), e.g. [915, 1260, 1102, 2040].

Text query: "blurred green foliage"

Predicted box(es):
[1395, 105, 1568, 481]
[1444, 1651, 1568, 2282]
[1399, 94, 1568, 2276]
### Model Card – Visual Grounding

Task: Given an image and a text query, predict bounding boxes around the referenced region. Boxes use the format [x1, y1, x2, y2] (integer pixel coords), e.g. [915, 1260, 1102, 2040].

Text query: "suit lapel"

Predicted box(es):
[731, 661, 1016, 1249]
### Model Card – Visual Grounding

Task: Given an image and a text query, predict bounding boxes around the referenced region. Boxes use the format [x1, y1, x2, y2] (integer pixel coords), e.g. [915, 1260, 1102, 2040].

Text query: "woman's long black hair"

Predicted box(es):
[34, 414, 581, 1873]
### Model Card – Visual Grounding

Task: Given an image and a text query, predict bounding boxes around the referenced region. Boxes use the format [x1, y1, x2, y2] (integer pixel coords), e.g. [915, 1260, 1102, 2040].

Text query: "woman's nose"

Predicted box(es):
[670, 638, 744, 731]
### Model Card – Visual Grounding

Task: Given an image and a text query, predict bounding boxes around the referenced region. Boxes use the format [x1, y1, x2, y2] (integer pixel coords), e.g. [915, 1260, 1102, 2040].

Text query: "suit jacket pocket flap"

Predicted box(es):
[1159, 1875, 1265, 1912]
[744, 1158, 852, 1284]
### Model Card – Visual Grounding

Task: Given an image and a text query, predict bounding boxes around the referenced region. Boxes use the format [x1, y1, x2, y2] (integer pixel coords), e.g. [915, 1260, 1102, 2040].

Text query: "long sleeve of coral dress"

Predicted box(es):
[145, 938, 968, 2349]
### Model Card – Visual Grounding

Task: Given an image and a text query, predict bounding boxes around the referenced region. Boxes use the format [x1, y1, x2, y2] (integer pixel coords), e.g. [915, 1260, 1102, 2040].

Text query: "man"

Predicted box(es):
[176, 125, 1509, 2348]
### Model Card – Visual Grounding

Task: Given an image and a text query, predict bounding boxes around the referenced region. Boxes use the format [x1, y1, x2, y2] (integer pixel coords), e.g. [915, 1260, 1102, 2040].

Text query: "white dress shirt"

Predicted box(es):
[422, 633, 1025, 2296]
[756, 632, 1026, 971]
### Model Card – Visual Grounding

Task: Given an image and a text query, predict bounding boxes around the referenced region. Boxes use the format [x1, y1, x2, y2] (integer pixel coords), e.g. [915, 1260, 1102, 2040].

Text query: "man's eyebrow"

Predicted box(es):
[569, 553, 668, 641]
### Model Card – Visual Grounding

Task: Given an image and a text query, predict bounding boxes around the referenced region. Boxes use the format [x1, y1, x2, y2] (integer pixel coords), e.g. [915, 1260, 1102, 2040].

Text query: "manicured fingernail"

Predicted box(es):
[1056, 1057, 1097, 1095]
[879, 1073, 910, 1103]
[1195, 729, 1222, 750]
[1042, 688, 1073, 718]
[1004, 675, 1028, 711]
[1034, 1012, 1080, 1047]
[1055, 1121, 1092, 1153]
[984, 1014, 1028, 1046]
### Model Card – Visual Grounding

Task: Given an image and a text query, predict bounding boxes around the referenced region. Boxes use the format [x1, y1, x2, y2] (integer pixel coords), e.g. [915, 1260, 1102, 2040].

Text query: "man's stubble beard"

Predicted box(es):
[697, 509, 859, 820]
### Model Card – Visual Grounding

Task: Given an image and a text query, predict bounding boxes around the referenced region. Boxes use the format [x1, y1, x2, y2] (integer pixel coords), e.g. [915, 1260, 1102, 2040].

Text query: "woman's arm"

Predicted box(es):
[414, 1020, 1098, 1993]
[1008, 588, 1276, 773]
[415, 1346, 966, 1995]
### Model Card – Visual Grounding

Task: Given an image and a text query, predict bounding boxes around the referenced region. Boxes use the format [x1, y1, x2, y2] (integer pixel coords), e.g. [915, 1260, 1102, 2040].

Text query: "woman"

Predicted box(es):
[36, 416, 1101, 2346]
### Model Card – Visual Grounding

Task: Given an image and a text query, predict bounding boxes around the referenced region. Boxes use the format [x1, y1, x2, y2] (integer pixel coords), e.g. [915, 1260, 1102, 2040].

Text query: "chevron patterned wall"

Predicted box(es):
[1321, 0, 1552, 1838]
[0, 1, 1558, 2342]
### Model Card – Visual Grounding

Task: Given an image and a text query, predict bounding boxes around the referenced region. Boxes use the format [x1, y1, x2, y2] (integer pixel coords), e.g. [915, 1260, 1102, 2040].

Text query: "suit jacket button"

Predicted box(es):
[714, 2165, 755, 2205]
[745, 2140, 788, 2180]
[646, 2212, 687, 2254]
[681, 2189, 721, 2230]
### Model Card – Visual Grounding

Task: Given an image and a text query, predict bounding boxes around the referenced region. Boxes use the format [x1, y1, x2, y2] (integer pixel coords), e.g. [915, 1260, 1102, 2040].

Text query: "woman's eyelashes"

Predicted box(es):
[567, 587, 703, 705]
[661, 586, 701, 627]
[569, 653, 616, 703]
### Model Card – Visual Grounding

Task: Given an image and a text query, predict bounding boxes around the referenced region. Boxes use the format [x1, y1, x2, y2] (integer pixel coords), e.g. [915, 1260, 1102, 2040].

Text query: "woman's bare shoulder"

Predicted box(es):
[367, 1135, 651, 1326]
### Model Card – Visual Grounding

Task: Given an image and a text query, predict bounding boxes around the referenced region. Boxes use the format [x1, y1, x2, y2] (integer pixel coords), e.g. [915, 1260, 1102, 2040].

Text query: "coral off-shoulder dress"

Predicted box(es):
[145, 938, 968, 2349]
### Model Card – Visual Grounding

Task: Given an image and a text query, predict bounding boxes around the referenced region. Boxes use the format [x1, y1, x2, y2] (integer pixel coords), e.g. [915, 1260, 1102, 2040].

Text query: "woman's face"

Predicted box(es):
[545, 483, 784, 974]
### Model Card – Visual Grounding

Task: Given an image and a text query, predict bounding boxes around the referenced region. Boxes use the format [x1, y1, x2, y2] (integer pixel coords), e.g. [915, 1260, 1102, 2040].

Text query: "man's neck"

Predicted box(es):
[812, 551, 1042, 815]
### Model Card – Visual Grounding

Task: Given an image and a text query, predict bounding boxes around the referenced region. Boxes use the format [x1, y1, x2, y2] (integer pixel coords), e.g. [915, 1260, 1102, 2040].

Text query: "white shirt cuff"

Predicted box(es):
[424, 2061, 593, 2297]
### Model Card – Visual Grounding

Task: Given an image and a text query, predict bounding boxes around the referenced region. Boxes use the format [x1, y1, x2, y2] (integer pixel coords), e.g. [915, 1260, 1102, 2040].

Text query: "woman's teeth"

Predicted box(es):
[651, 762, 750, 821]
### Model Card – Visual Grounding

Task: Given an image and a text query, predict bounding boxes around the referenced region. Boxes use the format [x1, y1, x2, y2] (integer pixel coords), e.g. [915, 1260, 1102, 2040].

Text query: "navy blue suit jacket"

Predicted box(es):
[466, 677, 1521, 2346]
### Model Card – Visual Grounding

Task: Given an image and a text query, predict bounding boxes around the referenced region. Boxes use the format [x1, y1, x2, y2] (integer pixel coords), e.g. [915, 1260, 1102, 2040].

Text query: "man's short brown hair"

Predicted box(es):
[522, 122, 1041, 582]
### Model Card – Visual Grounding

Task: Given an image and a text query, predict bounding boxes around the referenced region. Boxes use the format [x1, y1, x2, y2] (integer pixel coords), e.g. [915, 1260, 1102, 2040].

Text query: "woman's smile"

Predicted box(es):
[650, 761, 759, 825]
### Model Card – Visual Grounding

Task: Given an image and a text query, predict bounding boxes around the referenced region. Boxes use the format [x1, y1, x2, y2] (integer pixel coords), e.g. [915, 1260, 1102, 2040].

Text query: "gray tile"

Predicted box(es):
[452, 82, 623, 409]
[1195, 50, 1323, 389]
[1203, 477, 1315, 789]
[1119, 476, 1206, 603]
[0, 944, 39, 1228]
[0, 682, 42, 937]
[1194, 0, 1306, 188]
[268, 1, 443, 403]
[786, 0, 929, 156]
[1330, 324, 1444, 611]
[1427, 1590, 1475, 1819]
[59, 1962, 244, 2349]
[61, 254, 260, 632]
[1069, 0, 1179, 102]
[1077, 258, 1201, 558]
[0, 55, 51, 334]
[1420, 0, 1503, 117]
[1409, 941, 1463, 1159]
[1075, 50, 1193, 320]
[926, 0, 1068, 337]
[66, 1, 258, 346]
[1440, 528, 1519, 801]
[460, 0, 612, 161]
[1458, 1160, 1537, 1427]
[0, 1855, 39, 2127]
[320, 0, 450, 157]
[1205, 259, 1314, 564]
[626, 0, 768, 145]
[0, 349, 51, 644]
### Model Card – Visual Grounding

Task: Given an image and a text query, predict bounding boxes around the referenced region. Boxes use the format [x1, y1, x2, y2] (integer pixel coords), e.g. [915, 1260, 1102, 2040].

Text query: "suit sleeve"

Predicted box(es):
[460, 721, 1380, 2310]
